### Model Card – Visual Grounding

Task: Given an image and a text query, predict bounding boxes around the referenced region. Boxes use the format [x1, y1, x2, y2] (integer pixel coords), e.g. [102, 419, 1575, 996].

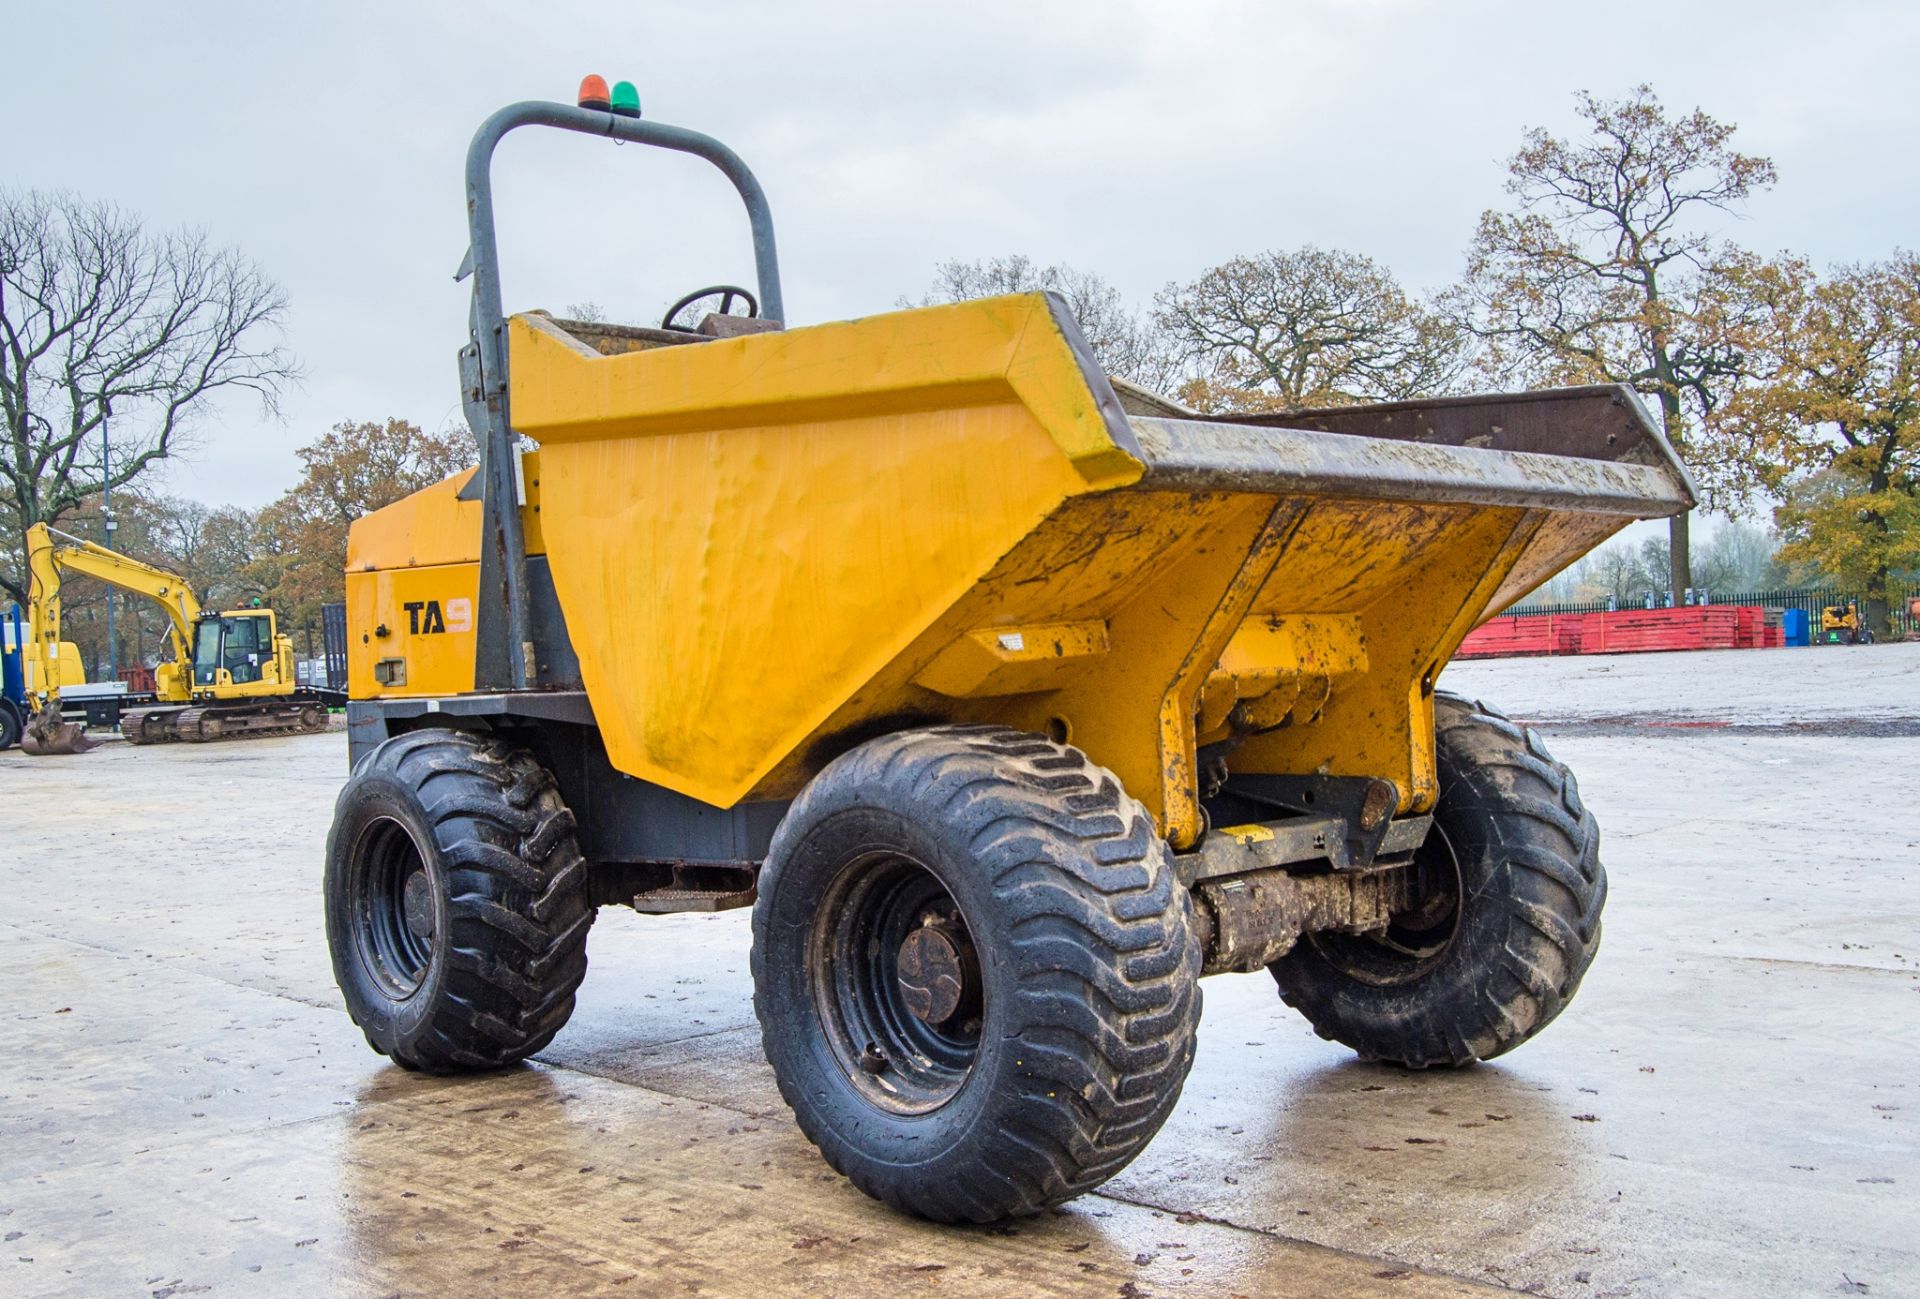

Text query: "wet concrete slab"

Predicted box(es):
[2, 646, 1916, 1296]
[1, 924, 1492, 1299]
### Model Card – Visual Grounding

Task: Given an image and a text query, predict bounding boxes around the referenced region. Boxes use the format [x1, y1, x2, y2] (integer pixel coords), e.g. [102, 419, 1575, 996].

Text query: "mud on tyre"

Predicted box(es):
[1269, 692, 1604, 1067]
[324, 728, 594, 1072]
[752, 724, 1202, 1222]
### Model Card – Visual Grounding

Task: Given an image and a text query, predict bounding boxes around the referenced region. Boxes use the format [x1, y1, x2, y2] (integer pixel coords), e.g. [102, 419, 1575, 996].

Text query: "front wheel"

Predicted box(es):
[0, 700, 19, 751]
[1270, 693, 1604, 1067]
[324, 728, 594, 1072]
[753, 725, 1201, 1222]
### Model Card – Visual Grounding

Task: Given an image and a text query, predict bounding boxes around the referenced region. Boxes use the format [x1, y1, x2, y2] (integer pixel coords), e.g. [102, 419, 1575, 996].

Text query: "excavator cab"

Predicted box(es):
[192, 612, 276, 688]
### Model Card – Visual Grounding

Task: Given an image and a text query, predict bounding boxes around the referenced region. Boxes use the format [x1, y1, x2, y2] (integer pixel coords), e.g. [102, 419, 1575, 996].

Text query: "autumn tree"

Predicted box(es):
[1454, 85, 1777, 595]
[1155, 246, 1467, 413]
[0, 189, 296, 605]
[1718, 254, 1919, 630]
[146, 497, 276, 610]
[907, 256, 1182, 393]
[258, 418, 471, 645]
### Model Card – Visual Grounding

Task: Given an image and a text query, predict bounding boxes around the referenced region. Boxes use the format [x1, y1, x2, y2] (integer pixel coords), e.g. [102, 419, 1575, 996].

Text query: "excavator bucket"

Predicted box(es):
[20, 709, 93, 756]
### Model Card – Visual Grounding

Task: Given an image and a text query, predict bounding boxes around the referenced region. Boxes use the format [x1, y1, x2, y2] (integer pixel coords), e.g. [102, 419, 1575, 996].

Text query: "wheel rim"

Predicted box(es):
[810, 851, 983, 1115]
[352, 816, 436, 999]
[1306, 820, 1464, 987]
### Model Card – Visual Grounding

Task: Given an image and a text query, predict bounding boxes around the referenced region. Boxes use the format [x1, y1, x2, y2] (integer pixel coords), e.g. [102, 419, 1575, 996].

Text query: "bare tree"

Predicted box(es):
[1584, 541, 1645, 606]
[1636, 536, 1673, 597]
[1452, 85, 1777, 594]
[1155, 246, 1468, 413]
[906, 255, 1183, 394]
[1573, 536, 1677, 606]
[1690, 518, 1784, 593]
[0, 189, 297, 604]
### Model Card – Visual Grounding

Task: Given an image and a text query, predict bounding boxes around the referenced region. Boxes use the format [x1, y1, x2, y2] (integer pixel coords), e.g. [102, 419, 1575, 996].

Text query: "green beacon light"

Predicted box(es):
[610, 80, 641, 118]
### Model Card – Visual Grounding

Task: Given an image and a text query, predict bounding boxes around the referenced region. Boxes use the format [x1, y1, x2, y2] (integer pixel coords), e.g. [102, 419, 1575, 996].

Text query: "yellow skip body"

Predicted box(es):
[347, 293, 1688, 847]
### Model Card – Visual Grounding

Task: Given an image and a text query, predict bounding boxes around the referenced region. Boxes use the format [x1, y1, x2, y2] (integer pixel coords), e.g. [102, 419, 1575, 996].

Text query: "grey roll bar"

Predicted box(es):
[459, 99, 784, 690]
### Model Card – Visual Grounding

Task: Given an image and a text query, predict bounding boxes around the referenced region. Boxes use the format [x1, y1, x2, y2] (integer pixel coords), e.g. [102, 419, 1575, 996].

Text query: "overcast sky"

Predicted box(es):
[7, 0, 1916, 510]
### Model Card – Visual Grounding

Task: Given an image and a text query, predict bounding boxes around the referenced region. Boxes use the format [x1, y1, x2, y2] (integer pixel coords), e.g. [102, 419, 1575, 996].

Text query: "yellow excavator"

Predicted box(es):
[19, 522, 342, 754]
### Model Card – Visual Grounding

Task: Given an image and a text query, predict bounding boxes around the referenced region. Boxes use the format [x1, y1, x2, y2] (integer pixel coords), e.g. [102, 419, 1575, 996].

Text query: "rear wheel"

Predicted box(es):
[324, 728, 594, 1072]
[753, 725, 1201, 1222]
[1269, 693, 1604, 1066]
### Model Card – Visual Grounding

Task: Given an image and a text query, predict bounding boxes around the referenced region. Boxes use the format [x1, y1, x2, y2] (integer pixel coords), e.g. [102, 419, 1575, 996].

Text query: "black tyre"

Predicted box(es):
[324, 728, 594, 1073]
[752, 725, 1201, 1222]
[0, 701, 19, 751]
[1270, 693, 1603, 1067]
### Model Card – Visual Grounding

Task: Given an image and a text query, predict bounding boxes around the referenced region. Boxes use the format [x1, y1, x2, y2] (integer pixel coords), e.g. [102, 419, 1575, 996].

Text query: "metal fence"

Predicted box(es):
[1504, 583, 1920, 639]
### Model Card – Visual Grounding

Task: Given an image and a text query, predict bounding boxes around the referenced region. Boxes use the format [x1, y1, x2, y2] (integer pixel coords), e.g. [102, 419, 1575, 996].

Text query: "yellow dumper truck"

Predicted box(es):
[325, 82, 1695, 1222]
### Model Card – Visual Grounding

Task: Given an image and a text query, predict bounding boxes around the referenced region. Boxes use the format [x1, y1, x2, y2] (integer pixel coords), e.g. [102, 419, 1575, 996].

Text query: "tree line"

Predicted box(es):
[1527, 520, 1786, 608]
[18, 420, 467, 673]
[5, 84, 1915, 676]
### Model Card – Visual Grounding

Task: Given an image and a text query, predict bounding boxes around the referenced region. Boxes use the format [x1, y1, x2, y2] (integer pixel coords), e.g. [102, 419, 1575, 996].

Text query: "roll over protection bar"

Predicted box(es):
[459, 99, 784, 690]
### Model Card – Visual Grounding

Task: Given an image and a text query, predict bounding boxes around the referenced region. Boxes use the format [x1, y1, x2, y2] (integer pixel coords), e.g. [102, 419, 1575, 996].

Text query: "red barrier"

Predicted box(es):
[1454, 617, 1556, 658]
[1457, 605, 1784, 659]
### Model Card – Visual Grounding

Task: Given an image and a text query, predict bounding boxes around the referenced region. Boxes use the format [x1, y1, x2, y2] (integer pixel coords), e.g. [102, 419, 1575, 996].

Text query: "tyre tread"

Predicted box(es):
[1272, 692, 1604, 1067]
[752, 724, 1200, 1222]
[328, 729, 593, 1074]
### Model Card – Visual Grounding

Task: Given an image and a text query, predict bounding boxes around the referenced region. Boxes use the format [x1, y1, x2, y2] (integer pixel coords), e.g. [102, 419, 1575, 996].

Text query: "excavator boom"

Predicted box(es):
[23, 523, 197, 753]
[25, 523, 203, 669]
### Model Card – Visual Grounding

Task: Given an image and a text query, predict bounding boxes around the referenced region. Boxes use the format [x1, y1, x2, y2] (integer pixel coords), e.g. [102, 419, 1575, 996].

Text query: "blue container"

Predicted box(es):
[1782, 607, 1810, 647]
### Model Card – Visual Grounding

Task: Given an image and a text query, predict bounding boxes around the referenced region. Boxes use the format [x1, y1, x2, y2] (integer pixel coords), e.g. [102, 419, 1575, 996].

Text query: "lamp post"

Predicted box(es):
[102, 417, 116, 682]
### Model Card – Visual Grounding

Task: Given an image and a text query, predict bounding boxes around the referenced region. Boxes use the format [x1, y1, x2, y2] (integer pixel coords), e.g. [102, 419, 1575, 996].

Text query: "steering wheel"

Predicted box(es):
[662, 284, 760, 333]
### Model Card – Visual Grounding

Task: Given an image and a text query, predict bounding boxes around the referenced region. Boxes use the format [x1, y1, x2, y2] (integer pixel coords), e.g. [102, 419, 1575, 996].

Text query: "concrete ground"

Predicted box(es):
[3, 642, 1915, 1298]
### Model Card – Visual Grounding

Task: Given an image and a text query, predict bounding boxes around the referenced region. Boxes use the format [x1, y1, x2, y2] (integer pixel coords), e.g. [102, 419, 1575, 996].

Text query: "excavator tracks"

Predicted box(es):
[120, 701, 335, 746]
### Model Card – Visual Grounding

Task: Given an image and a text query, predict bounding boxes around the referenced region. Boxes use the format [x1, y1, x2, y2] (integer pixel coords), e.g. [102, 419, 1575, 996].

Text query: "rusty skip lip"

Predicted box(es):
[1128, 415, 1694, 518]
